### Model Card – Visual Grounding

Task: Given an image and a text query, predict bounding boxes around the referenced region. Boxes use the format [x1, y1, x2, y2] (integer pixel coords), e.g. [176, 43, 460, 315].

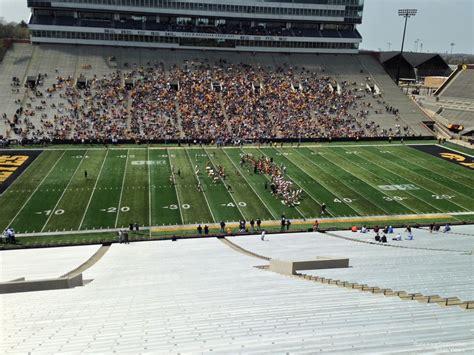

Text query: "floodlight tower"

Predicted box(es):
[450, 42, 455, 55]
[396, 8, 417, 85]
[414, 38, 420, 52]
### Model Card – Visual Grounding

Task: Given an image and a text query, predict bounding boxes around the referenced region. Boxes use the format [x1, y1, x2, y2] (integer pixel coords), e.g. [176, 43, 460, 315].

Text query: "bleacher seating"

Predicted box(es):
[1, 236, 473, 352]
[0, 43, 433, 141]
[439, 68, 474, 100]
[441, 109, 473, 127]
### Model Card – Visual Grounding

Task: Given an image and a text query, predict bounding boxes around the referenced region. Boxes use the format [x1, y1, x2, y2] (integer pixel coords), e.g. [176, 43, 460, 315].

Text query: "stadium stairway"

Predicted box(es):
[357, 55, 434, 136]
[60, 243, 111, 278]
[219, 237, 269, 261]
[218, 94, 233, 135]
[174, 98, 185, 138]
[0, 44, 34, 137]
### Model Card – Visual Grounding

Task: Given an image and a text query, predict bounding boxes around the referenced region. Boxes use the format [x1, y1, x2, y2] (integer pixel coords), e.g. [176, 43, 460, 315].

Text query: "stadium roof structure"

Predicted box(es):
[378, 52, 450, 81]
[1, 226, 473, 352]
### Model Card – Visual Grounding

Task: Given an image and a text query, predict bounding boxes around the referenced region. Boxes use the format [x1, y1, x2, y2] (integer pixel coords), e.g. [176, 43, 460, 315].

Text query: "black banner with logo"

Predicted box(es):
[0, 150, 42, 194]
[409, 145, 473, 170]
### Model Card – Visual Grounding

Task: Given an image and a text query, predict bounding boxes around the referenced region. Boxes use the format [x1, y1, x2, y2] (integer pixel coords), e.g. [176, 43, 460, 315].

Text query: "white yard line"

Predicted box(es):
[184, 148, 216, 223]
[353, 149, 459, 213]
[40, 150, 87, 232]
[7, 151, 66, 228]
[204, 148, 245, 221]
[253, 148, 307, 220]
[147, 148, 152, 229]
[320, 148, 420, 215]
[167, 149, 185, 224]
[292, 148, 366, 216]
[114, 149, 129, 228]
[222, 148, 278, 220]
[78, 149, 109, 230]
[380, 150, 471, 212]
[315, 148, 419, 215]
[397, 149, 473, 191]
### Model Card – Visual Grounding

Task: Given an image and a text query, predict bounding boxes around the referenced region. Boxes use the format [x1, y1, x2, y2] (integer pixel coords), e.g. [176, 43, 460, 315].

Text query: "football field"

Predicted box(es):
[0, 144, 473, 234]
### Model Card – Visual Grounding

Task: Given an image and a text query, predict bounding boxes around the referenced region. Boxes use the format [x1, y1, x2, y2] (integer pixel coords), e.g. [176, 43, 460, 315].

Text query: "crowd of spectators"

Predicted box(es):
[2, 61, 394, 143]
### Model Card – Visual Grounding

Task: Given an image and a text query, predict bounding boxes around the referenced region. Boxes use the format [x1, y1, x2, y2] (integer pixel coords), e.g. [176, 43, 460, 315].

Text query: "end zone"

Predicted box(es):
[0, 150, 42, 194]
[409, 145, 473, 169]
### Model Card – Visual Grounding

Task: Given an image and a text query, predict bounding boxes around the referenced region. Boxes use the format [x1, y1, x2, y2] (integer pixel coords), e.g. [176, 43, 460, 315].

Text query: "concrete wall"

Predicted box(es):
[0, 274, 83, 294]
[270, 258, 349, 275]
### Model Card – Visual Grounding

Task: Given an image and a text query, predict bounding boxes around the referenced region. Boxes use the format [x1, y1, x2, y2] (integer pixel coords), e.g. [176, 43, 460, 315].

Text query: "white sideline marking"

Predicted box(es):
[78, 149, 109, 230]
[15, 211, 474, 237]
[434, 144, 473, 158]
[6, 151, 66, 228]
[0, 143, 445, 151]
[40, 150, 88, 232]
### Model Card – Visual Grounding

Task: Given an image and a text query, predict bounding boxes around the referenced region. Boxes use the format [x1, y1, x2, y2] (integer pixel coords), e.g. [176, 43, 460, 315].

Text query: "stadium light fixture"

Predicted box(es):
[398, 9, 418, 17]
[396, 9, 418, 85]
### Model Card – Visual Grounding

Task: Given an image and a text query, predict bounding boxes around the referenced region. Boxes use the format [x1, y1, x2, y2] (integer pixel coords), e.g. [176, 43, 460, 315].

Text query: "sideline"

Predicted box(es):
[0, 143, 439, 151]
[14, 211, 471, 238]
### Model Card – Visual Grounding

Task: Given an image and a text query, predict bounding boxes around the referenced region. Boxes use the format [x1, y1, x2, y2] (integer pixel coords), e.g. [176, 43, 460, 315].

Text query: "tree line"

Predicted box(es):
[0, 18, 29, 39]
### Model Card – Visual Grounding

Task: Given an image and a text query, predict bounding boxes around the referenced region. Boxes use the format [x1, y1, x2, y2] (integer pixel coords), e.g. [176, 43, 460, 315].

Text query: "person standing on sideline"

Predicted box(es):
[197, 224, 203, 235]
[256, 218, 262, 230]
[84, 170, 88, 179]
[250, 219, 255, 232]
[313, 220, 319, 231]
[286, 219, 291, 231]
[220, 221, 226, 233]
[321, 203, 326, 216]
[280, 215, 286, 232]
[204, 225, 209, 235]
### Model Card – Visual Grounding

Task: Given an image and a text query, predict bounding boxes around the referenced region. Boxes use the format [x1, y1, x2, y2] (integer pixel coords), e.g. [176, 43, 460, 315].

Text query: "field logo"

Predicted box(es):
[440, 152, 464, 162]
[378, 184, 419, 191]
[0, 151, 42, 194]
[440, 152, 474, 169]
[131, 160, 166, 165]
[0, 155, 29, 183]
[409, 145, 473, 170]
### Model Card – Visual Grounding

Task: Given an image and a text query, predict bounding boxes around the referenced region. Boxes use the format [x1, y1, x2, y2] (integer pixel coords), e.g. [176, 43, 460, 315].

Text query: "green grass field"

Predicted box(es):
[1, 143, 473, 236]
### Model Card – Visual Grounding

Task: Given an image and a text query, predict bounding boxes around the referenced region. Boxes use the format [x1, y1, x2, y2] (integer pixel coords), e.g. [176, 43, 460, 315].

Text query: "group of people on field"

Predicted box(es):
[240, 153, 302, 206]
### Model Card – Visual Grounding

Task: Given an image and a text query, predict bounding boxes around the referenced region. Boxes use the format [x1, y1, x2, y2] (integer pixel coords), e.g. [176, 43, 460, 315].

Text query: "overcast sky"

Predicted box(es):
[0, 0, 472, 54]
